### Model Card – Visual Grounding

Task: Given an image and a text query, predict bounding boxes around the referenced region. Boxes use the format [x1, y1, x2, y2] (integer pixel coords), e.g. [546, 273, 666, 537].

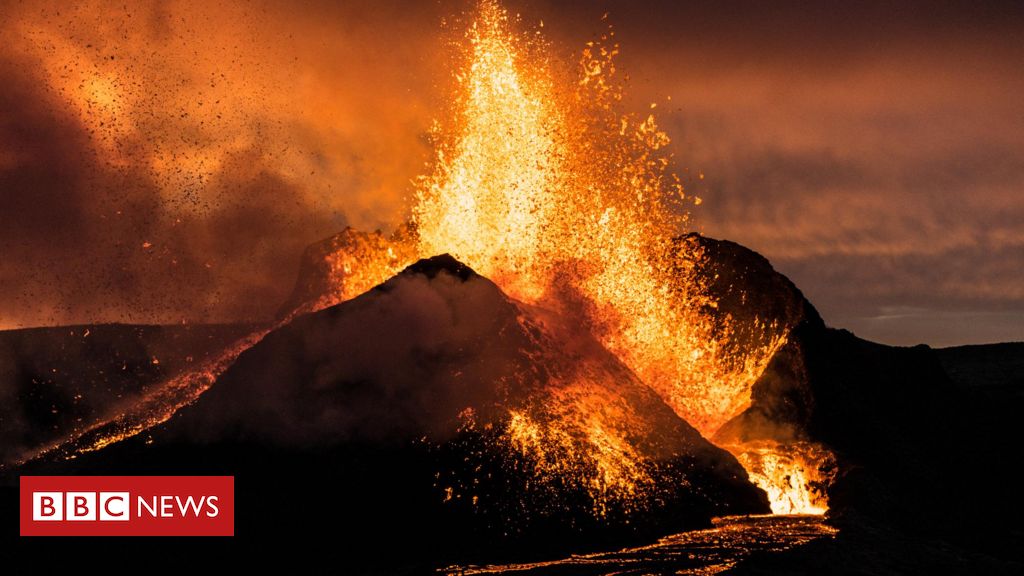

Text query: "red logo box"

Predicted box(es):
[20, 476, 234, 536]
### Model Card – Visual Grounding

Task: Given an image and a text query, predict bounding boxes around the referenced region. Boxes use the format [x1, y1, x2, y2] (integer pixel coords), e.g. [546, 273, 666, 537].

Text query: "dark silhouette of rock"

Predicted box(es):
[719, 315, 1024, 549]
[936, 342, 1024, 390]
[676, 233, 823, 351]
[0, 323, 251, 463]
[692, 234, 1024, 566]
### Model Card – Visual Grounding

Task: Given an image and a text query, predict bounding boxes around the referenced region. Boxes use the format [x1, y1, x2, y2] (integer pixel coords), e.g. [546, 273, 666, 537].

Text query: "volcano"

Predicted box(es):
[5, 250, 769, 570]
[3, 233, 1023, 573]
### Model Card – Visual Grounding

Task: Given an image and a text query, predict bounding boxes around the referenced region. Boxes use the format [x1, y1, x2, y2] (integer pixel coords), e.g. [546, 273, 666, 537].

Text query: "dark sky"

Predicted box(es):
[1, 0, 1021, 346]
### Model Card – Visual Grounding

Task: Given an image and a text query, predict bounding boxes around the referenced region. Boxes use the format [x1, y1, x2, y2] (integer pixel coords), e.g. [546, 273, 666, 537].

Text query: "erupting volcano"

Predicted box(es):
[307, 0, 823, 514]
[15, 0, 823, 515]
[3, 1, 1022, 574]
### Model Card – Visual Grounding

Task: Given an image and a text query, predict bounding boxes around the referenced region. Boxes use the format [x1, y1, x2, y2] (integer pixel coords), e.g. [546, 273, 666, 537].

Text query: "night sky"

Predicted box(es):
[1, 0, 1021, 346]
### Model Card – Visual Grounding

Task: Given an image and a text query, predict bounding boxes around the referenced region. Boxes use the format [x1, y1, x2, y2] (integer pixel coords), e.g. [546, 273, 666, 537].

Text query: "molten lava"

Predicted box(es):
[411, 0, 818, 513]
[728, 441, 834, 515]
[412, 0, 786, 439]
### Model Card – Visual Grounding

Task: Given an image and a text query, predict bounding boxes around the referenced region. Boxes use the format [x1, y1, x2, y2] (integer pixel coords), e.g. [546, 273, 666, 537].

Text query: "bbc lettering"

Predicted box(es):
[32, 491, 219, 521]
[20, 476, 233, 536]
[33, 491, 130, 521]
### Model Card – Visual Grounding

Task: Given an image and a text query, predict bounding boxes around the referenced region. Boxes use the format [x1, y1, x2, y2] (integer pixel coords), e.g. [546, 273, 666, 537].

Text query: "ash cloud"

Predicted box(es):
[0, 0, 443, 328]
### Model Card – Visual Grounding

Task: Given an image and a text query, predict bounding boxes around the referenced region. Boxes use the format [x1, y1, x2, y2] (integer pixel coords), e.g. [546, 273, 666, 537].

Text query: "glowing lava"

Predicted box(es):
[728, 441, 834, 515]
[412, 1, 816, 512]
[414, 0, 769, 435]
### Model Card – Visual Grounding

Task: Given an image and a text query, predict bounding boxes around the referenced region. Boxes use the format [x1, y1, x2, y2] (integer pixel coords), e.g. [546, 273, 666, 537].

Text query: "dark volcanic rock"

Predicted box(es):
[697, 235, 1024, 562]
[720, 321, 1024, 549]
[678, 233, 823, 347]
[0, 323, 251, 463]
[678, 233, 827, 443]
[936, 342, 1024, 391]
[10, 254, 766, 571]
[674, 231, 824, 408]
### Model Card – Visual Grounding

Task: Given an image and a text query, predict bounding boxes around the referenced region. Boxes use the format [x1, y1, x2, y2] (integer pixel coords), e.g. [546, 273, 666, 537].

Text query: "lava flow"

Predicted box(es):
[31, 0, 830, 516]
[728, 442, 834, 515]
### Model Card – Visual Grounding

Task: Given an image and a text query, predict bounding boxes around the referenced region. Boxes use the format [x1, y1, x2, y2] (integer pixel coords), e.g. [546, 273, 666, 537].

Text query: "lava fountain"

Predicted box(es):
[410, 0, 826, 514]
[415, 0, 769, 437]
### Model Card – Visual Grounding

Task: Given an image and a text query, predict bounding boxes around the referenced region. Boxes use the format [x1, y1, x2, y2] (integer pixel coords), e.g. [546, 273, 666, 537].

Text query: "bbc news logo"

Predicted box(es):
[20, 476, 233, 536]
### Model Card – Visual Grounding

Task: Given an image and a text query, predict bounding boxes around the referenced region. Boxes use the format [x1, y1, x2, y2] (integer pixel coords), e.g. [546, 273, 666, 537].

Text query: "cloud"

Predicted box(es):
[600, 5, 1024, 345]
[1, 0, 1021, 346]
[0, 0, 446, 328]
